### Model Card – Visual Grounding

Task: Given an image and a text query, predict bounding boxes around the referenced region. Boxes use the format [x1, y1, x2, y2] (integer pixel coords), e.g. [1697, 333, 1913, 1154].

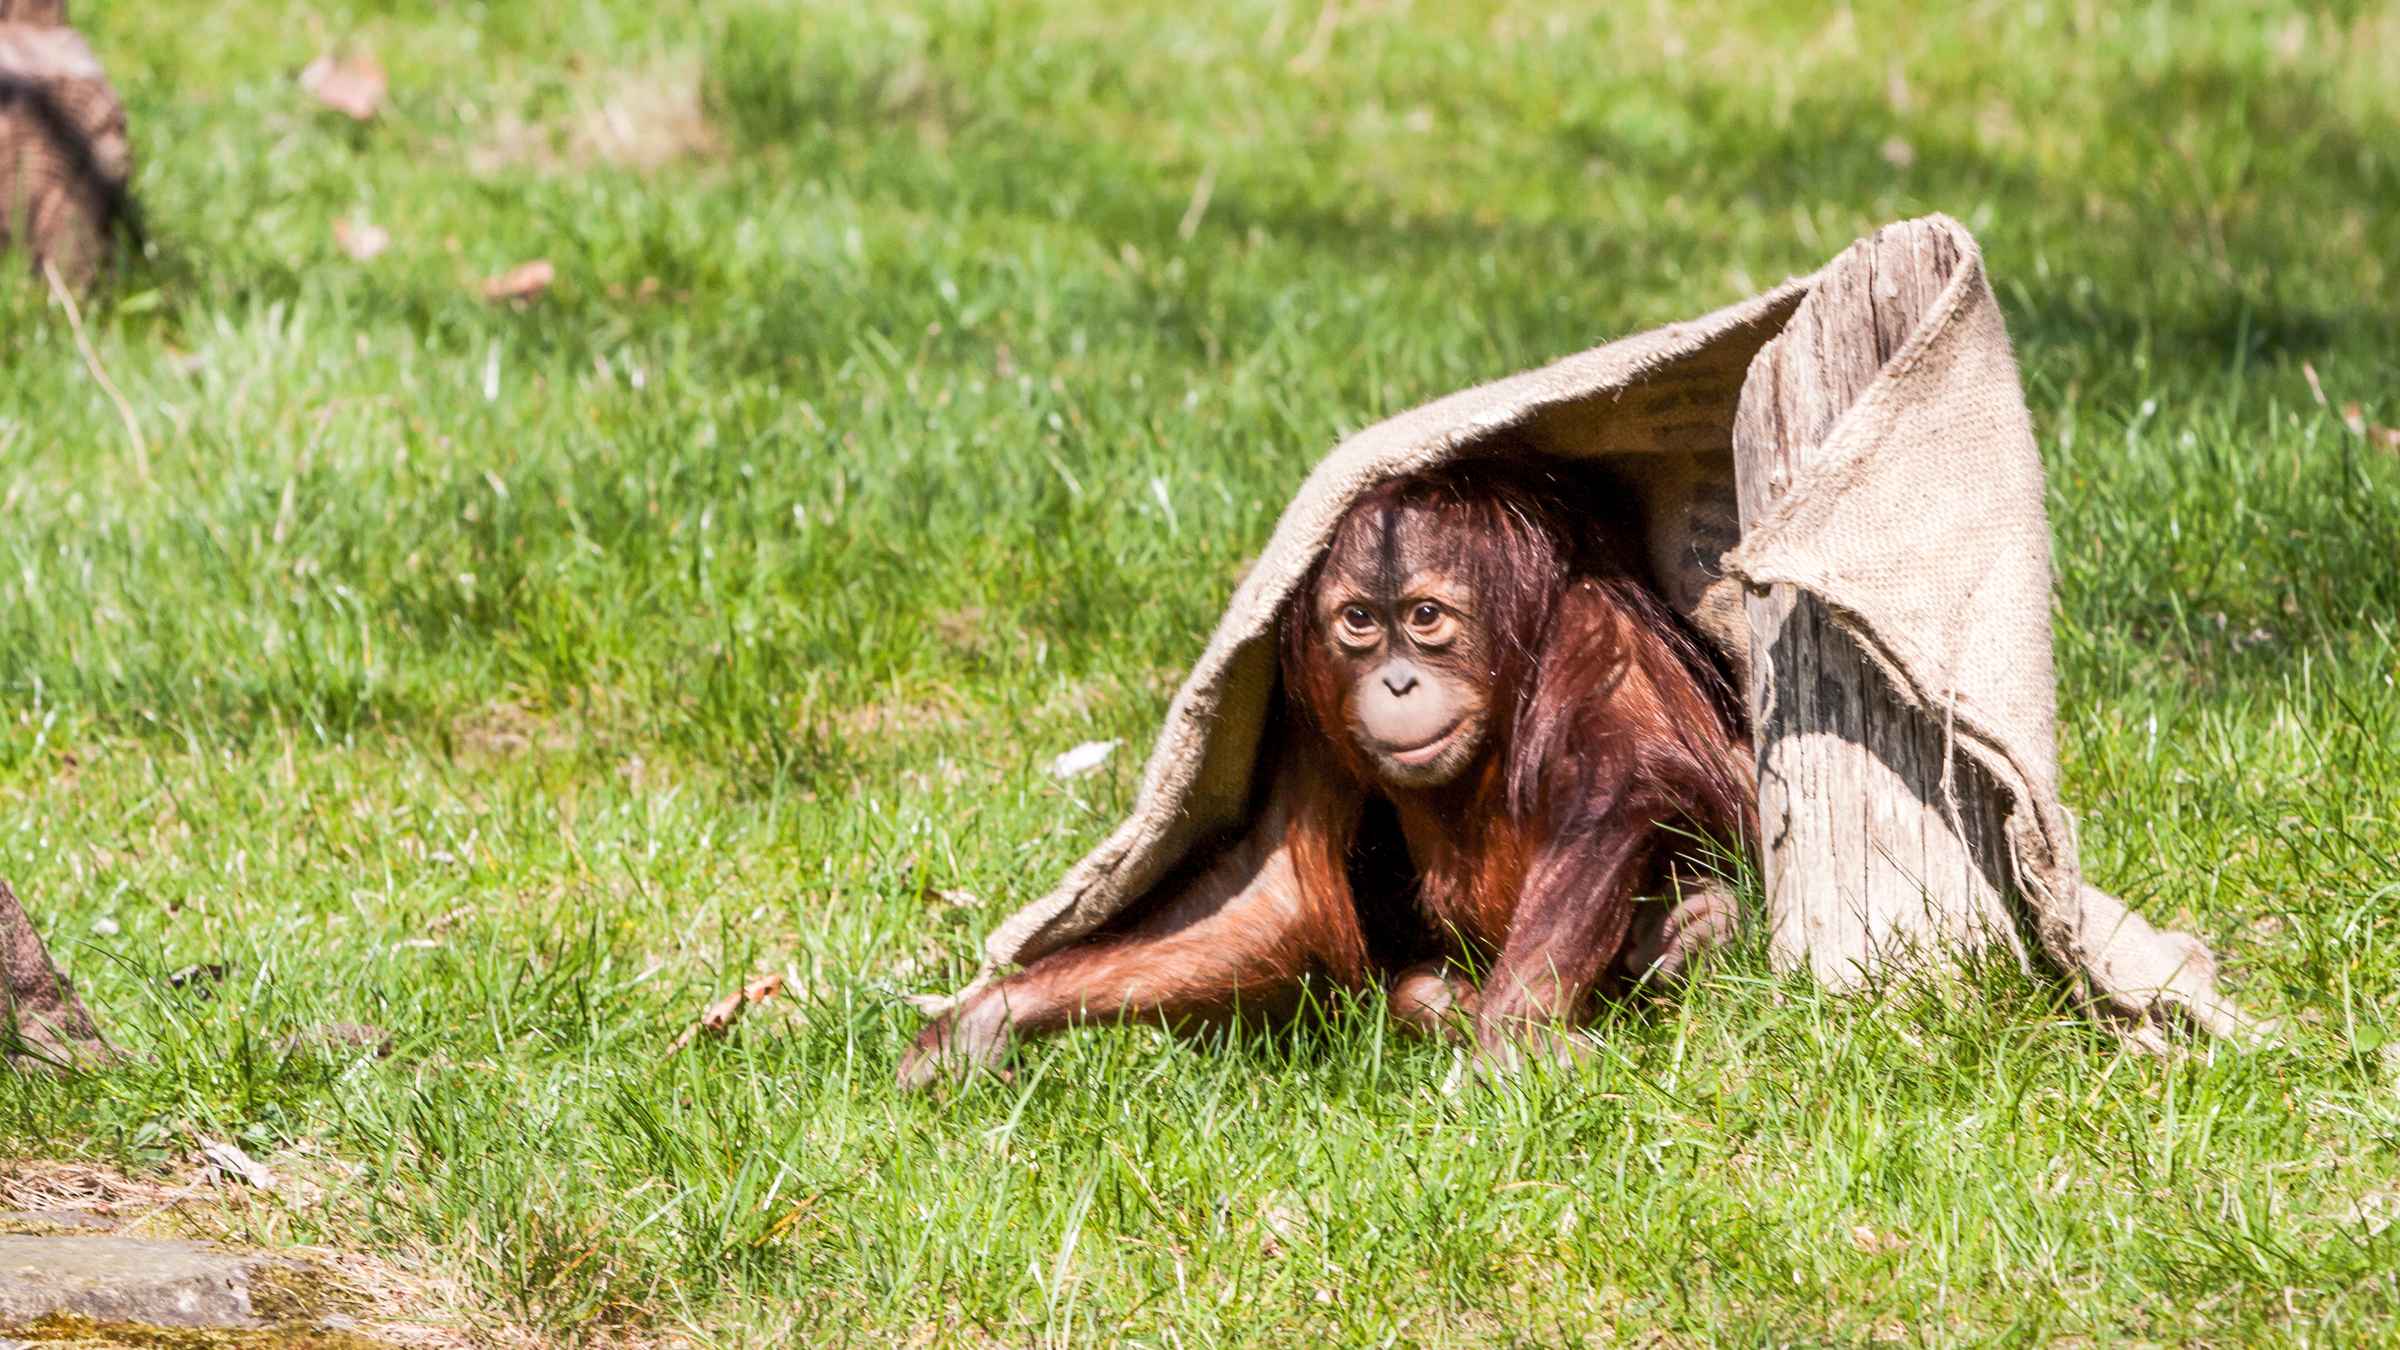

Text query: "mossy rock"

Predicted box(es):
[0, 1235, 389, 1347]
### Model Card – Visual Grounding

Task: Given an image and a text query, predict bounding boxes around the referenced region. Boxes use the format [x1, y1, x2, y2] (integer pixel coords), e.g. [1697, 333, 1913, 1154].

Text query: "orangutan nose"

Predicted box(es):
[1382, 668, 1419, 697]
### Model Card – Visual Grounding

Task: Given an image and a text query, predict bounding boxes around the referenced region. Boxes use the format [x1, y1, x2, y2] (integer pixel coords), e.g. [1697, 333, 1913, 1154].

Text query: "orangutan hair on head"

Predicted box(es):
[900, 460, 1755, 1088]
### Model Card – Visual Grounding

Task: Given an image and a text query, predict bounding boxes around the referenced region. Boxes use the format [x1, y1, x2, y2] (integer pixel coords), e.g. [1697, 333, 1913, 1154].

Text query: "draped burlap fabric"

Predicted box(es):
[933, 215, 2243, 1046]
[0, 1, 133, 288]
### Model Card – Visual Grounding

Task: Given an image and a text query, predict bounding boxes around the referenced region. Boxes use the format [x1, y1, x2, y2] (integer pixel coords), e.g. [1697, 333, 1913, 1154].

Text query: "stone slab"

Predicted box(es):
[0, 1212, 114, 1233]
[0, 1233, 282, 1329]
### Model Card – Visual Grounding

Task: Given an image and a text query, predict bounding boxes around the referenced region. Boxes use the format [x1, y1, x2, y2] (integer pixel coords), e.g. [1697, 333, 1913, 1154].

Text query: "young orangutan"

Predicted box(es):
[898, 462, 1754, 1088]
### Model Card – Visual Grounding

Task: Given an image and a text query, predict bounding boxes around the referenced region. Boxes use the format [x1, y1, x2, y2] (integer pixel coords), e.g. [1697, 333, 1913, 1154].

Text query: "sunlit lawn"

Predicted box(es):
[3, 2, 2397, 1342]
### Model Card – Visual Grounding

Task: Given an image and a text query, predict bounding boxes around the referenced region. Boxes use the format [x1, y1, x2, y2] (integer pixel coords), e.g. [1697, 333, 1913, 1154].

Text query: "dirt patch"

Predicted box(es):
[0, 1162, 513, 1349]
[0, 1160, 184, 1224]
[828, 694, 967, 741]
[0, 1210, 114, 1235]
[932, 606, 990, 656]
[1, 1233, 314, 1333]
[8, 1309, 389, 1346]
[446, 700, 579, 759]
[472, 63, 721, 176]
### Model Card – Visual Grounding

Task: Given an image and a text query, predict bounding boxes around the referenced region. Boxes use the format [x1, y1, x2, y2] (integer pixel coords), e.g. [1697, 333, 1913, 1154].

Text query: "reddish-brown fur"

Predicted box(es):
[897, 462, 1753, 1087]
[1275, 464, 1753, 1056]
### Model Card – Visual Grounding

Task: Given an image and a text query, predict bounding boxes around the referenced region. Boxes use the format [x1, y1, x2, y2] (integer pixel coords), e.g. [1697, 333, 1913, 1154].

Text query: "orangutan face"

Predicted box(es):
[1308, 502, 1496, 789]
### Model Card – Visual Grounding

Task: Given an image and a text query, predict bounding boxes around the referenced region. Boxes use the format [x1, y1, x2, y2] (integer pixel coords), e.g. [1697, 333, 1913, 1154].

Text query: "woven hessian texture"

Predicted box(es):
[935, 216, 2243, 1048]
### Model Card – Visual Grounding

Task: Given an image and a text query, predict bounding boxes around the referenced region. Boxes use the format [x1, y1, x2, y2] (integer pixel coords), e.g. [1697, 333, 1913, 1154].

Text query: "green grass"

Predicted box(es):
[3, 0, 2397, 1342]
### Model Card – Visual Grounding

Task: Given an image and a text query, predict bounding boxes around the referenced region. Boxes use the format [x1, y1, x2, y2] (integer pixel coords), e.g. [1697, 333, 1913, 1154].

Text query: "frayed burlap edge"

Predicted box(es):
[927, 216, 2246, 1048]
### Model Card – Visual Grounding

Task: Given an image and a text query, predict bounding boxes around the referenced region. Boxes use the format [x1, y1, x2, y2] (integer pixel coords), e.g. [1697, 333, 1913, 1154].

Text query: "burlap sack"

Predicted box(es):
[0, 1, 133, 289]
[934, 215, 2243, 1047]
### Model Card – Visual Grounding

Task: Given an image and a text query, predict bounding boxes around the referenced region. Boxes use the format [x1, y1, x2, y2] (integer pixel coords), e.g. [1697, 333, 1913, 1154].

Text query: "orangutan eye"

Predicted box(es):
[1409, 602, 1441, 628]
[1339, 605, 1378, 633]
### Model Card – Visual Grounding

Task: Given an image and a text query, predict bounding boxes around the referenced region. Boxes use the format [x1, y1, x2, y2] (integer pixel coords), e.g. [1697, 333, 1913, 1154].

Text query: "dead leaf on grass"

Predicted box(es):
[1848, 1222, 1909, 1254]
[667, 972, 784, 1053]
[301, 52, 388, 121]
[2331, 400, 2400, 451]
[334, 216, 391, 261]
[197, 1138, 276, 1191]
[480, 258, 555, 303]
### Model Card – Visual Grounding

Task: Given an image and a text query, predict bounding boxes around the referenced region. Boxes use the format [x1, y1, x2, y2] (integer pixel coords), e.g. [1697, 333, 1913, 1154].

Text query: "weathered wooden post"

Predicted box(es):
[0, 0, 135, 288]
[1, 879, 110, 1071]
[1732, 219, 2032, 988]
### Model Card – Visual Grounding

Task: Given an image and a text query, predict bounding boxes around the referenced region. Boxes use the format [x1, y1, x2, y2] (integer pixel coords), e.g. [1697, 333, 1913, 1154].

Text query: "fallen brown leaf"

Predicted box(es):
[480, 258, 555, 303]
[197, 1138, 276, 1191]
[2331, 398, 2400, 453]
[667, 972, 784, 1053]
[1849, 1222, 1910, 1254]
[301, 52, 387, 121]
[334, 216, 390, 261]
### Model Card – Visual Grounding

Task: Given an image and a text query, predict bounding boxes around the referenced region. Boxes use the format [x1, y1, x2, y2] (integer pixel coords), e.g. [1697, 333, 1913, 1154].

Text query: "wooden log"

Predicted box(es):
[1733, 220, 2030, 989]
[0, 3, 69, 27]
[0, 0, 135, 289]
[0, 877, 111, 1071]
